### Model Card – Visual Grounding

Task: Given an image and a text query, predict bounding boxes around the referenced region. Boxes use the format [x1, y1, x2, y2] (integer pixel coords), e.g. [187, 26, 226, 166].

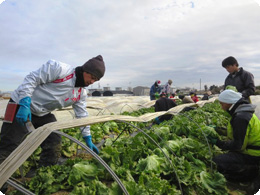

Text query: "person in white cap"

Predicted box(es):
[208, 89, 260, 193]
[162, 79, 173, 98]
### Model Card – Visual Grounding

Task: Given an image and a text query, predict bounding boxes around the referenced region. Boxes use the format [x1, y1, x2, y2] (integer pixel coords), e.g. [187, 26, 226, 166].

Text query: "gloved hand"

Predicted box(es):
[208, 124, 216, 130]
[16, 97, 31, 125]
[215, 126, 227, 136]
[83, 135, 99, 154]
[207, 136, 218, 145]
[154, 117, 161, 125]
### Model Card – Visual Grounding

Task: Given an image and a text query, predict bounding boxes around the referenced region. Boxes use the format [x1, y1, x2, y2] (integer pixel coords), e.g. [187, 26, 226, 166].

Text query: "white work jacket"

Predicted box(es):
[11, 59, 90, 136]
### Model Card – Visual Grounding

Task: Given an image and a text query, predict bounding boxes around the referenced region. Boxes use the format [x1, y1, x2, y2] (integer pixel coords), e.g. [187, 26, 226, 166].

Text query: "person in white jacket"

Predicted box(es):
[162, 79, 172, 98]
[0, 55, 105, 170]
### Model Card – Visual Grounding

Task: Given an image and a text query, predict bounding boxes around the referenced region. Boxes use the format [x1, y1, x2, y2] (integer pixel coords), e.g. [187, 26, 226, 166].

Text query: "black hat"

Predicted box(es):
[82, 55, 105, 80]
[222, 56, 238, 68]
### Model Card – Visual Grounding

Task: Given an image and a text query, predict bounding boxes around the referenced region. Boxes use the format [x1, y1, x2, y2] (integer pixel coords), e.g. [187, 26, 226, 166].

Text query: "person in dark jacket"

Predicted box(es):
[150, 80, 162, 100]
[154, 92, 177, 124]
[207, 90, 260, 193]
[222, 56, 255, 100]
[202, 91, 212, 100]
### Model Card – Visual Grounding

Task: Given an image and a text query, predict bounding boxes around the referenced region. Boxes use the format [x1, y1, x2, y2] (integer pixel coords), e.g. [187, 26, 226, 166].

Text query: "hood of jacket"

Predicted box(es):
[228, 98, 255, 116]
[234, 104, 256, 114]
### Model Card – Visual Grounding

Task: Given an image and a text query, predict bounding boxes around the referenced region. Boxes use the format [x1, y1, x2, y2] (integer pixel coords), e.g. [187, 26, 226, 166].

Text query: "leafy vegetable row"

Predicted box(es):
[9, 101, 230, 195]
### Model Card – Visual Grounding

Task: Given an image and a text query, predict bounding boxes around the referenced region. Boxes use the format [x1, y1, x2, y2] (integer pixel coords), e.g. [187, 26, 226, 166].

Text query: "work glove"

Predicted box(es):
[83, 135, 99, 154]
[154, 117, 161, 125]
[16, 97, 31, 125]
[207, 136, 218, 145]
[215, 126, 227, 136]
[208, 124, 216, 130]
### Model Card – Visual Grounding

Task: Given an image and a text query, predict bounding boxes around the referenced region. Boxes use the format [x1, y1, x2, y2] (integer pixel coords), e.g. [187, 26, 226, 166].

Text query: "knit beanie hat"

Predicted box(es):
[82, 55, 105, 80]
[218, 89, 242, 104]
[222, 56, 238, 68]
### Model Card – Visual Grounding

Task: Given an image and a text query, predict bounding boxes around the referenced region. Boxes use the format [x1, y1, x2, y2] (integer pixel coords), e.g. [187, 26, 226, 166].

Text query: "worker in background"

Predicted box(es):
[190, 92, 199, 103]
[162, 79, 173, 98]
[202, 91, 212, 100]
[178, 95, 194, 104]
[207, 90, 260, 194]
[154, 92, 177, 124]
[175, 89, 180, 96]
[150, 80, 162, 100]
[222, 56, 255, 100]
[169, 93, 176, 102]
[178, 95, 196, 112]
[0, 55, 105, 190]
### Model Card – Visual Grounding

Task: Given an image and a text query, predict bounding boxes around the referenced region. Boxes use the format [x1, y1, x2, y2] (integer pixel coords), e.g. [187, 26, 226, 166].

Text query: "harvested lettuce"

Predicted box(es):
[68, 162, 98, 185]
[136, 155, 165, 174]
[200, 171, 228, 195]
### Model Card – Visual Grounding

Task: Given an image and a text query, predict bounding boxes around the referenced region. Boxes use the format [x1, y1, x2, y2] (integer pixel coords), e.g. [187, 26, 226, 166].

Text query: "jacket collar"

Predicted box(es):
[228, 67, 243, 78]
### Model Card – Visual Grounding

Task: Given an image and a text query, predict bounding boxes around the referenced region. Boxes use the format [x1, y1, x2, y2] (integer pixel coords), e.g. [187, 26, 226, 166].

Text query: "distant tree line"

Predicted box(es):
[255, 86, 260, 95]
[204, 85, 260, 95]
[203, 84, 224, 94]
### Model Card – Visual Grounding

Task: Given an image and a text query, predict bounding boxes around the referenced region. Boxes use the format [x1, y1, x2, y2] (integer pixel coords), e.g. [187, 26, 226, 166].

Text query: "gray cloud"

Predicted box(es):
[0, 0, 260, 92]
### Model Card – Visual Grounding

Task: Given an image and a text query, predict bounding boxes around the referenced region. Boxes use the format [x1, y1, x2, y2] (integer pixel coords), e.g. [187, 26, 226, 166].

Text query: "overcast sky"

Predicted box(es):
[0, 0, 260, 92]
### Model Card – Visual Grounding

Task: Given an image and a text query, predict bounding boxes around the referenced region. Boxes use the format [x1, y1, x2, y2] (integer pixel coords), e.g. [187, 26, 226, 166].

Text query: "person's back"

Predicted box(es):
[202, 91, 211, 100]
[155, 93, 177, 121]
[182, 96, 194, 103]
[202, 94, 209, 100]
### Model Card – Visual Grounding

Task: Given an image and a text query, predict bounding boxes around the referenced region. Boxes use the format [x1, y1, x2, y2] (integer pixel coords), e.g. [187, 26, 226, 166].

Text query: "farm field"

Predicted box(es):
[1, 96, 260, 195]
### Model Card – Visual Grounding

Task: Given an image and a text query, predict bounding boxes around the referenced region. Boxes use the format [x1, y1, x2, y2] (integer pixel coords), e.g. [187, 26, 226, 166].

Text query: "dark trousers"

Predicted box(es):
[213, 151, 260, 182]
[0, 105, 61, 167]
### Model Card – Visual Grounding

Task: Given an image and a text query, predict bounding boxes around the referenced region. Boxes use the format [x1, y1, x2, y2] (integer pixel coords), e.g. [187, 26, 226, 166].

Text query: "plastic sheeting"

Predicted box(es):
[1, 95, 260, 187]
[0, 96, 217, 187]
[51, 96, 155, 122]
[0, 96, 153, 130]
[2, 95, 260, 128]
